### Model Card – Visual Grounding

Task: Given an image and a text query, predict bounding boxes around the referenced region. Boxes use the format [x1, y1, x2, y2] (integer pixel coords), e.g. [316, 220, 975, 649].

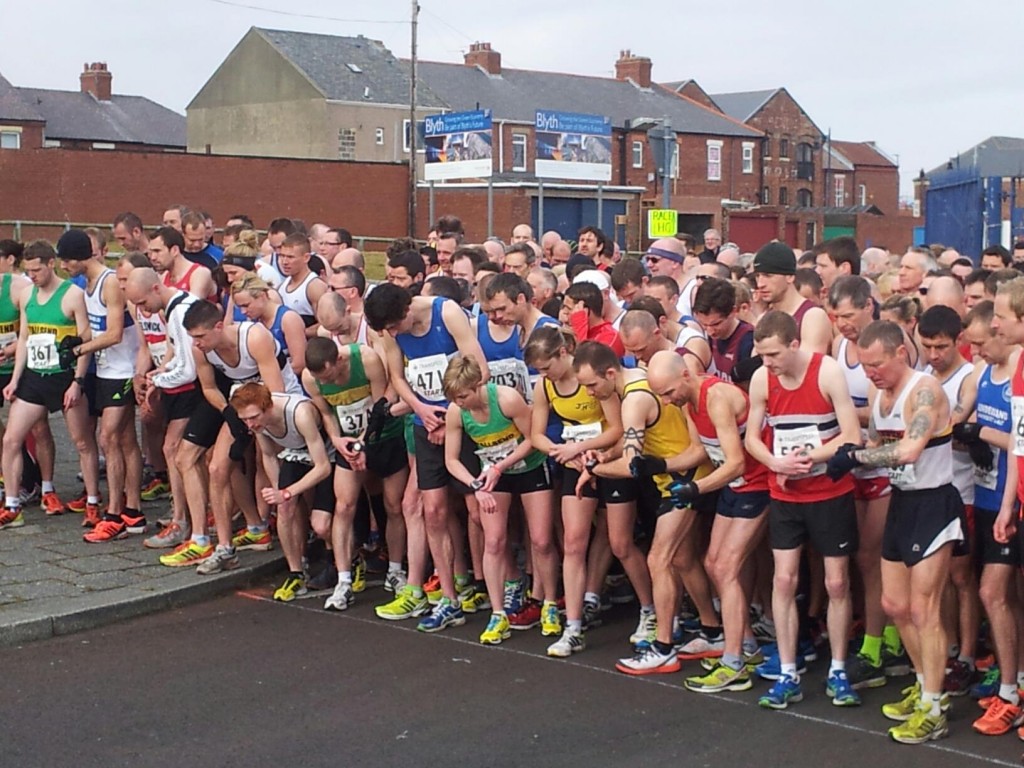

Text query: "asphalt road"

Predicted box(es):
[2, 579, 1022, 768]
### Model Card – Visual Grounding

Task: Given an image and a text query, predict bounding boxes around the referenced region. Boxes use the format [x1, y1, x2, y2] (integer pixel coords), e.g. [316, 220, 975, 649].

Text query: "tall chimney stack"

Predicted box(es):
[80, 62, 112, 101]
[614, 50, 652, 88]
[464, 42, 501, 76]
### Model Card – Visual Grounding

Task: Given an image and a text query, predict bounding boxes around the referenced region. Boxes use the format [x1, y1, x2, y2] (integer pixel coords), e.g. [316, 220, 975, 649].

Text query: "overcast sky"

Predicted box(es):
[2, 0, 1021, 197]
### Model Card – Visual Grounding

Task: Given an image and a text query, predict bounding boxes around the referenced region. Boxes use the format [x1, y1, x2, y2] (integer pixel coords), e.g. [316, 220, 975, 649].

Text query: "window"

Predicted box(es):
[796, 142, 814, 181]
[762, 186, 771, 205]
[511, 133, 527, 172]
[779, 187, 789, 206]
[632, 140, 643, 168]
[402, 119, 425, 153]
[706, 140, 723, 181]
[859, 184, 867, 206]
[796, 188, 813, 207]
[834, 175, 846, 207]
[374, 127, 385, 146]
[91, 142, 115, 150]
[762, 137, 771, 158]
[0, 130, 21, 150]
[670, 142, 679, 179]
[742, 142, 755, 174]
[43, 139, 61, 148]
[779, 137, 790, 158]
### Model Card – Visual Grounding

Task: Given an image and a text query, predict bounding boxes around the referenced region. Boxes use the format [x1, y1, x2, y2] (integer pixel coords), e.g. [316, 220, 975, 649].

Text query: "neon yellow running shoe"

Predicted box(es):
[888, 703, 949, 744]
[352, 555, 366, 593]
[685, 662, 753, 693]
[540, 601, 562, 637]
[479, 613, 511, 645]
[375, 584, 429, 621]
[882, 682, 921, 722]
[159, 540, 213, 567]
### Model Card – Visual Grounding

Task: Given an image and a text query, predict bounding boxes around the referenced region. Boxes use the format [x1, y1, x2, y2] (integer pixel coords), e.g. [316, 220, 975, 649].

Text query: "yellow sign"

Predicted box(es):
[647, 209, 678, 238]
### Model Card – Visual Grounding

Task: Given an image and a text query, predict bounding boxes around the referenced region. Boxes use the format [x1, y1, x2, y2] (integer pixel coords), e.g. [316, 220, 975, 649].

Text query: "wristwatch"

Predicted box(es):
[73, 376, 86, 387]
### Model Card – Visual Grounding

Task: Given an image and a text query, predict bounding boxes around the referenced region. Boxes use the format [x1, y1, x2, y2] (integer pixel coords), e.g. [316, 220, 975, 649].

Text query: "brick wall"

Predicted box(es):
[417, 186, 533, 241]
[749, 91, 823, 208]
[0, 148, 409, 242]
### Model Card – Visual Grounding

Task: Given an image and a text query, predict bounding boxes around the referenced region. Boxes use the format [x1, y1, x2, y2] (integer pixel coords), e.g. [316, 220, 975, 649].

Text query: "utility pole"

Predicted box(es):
[408, 0, 419, 238]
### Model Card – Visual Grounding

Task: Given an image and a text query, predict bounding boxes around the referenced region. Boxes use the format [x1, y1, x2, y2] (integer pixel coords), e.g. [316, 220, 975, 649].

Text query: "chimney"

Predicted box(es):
[614, 49, 652, 88]
[464, 42, 501, 76]
[80, 62, 112, 101]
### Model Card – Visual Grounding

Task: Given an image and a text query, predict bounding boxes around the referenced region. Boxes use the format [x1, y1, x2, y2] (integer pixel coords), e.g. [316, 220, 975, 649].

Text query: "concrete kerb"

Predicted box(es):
[0, 553, 284, 647]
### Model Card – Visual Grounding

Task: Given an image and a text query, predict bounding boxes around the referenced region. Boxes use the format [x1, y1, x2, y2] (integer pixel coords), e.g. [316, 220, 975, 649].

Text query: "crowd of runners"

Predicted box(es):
[4, 208, 1024, 748]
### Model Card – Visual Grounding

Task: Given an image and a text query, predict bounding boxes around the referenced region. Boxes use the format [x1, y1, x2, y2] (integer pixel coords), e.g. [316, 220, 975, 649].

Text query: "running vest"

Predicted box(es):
[792, 299, 816, 335]
[315, 344, 401, 442]
[163, 263, 200, 293]
[543, 375, 605, 446]
[25, 281, 75, 375]
[281, 270, 317, 325]
[871, 370, 953, 491]
[524, 314, 561, 400]
[259, 392, 327, 465]
[837, 337, 888, 482]
[0, 274, 19, 374]
[477, 318, 529, 400]
[711, 320, 753, 383]
[927, 361, 975, 504]
[85, 269, 138, 380]
[623, 376, 711, 495]
[460, 382, 544, 474]
[208, 322, 301, 395]
[974, 363, 1011, 511]
[689, 377, 769, 492]
[267, 304, 300, 363]
[765, 353, 854, 502]
[395, 297, 458, 425]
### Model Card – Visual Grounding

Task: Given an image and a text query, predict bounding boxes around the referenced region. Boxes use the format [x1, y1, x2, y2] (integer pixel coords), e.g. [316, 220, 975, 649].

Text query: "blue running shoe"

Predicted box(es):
[826, 669, 862, 707]
[761, 639, 818, 663]
[756, 653, 807, 681]
[417, 598, 466, 633]
[759, 675, 803, 710]
[970, 665, 1001, 700]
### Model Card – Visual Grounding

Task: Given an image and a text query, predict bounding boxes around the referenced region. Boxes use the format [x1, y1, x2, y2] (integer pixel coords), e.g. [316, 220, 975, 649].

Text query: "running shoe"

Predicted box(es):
[159, 540, 214, 567]
[196, 545, 240, 575]
[883, 682, 922, 722]
[685, 662, 753, 693]
[352, 556, 367, 593]
[460, 589, 491, 614]
[971, 666, 1002, 700]
[273, 574, 307, 602]
[82, 502, 101, 529]
[384, 569, 408, 595]
[503, 578, 526, 615]
[121, 510, 147, 534]
[547, 629, 585, 658]
[375, 585, 428, 621]
[605, 573, 635, 605]
[324, 581, 354, 611]
[417, 598, 465, 633]
[629, 611, 657, 646]
[944, 659, 975, 697]
[540, 602, 562, 637]
[306, 562, 339, 591]
[615, 644, 680, 676]
[755, 653, 807, 681]
[826, 669, 862, 707]
[0, 506, 24, 530]
[701, 648, 765, 672]
[67, 492, 88, 514]
[140, 477, 171, 501]
[677, 631, 725, 660]
[83, 517, 127, 543]
[143, 522, 189, 549]
[845, 653, 887, 690]
[750, 610, 776, 642]
[973, 696, 1024, 736]
[761, 638, 818, 663]
[882, 645, 912, 677]
[40, 491, 65, 516]
[231, 528, 272, 552]
[888, 704, 948, 744]
[582, 599, 602, 630]
[19, 484, 40, 505]
[758, 675, 803, 710]
[479, 613, 511, 645]
[424, 572, 443, 604]
[976, 653, 997, 672]
[508, 600, 541, 630]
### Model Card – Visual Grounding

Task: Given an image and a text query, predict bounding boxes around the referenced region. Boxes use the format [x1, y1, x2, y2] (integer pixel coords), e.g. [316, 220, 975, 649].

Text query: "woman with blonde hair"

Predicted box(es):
[230, 273, 306, 377]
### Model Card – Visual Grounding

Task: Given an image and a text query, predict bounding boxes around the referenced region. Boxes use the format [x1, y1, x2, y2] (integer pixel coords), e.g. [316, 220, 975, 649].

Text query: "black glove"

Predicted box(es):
[731, 355, 763, 383]
[630, 455, 668, 478]
[968, 440, 994, 472]
[668, 480, 700, 505]
[222, 404, 250, 441]
[826, 443, 863, 481]
[57, 335, 83, 371]
[364, 398, 391, 444]
[952, 422, 983, 444]
[228, 434, 251, 463]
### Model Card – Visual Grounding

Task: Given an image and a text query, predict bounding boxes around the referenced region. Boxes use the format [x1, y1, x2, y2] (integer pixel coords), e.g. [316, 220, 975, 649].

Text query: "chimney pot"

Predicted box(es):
[614, 49, 652, 88]
[464, 42, 501, 76]
[80, 61, 112, 101]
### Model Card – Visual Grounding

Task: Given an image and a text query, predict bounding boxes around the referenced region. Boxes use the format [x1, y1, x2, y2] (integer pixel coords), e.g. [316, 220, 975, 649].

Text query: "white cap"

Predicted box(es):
[572, 269, 611, 291]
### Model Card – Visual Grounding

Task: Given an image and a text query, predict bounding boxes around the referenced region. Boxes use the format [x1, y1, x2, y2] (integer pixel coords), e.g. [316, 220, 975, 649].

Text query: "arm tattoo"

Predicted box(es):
[623, 426, 645, 460]
[855, 441, 903, 468]
[913, 386, 936, 408]
[906, 410, 932, 440]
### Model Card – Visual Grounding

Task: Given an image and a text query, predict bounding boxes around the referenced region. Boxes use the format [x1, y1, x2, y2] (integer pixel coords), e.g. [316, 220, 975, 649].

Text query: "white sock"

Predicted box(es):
[41, 481, 54, 493]
[830, 659, 845, 674]
[339, 571, 352, 583]
[567, 619, 583, 633]
[87, 495, 99, 505]
[921, 690, 942, 716]
[388, 561, 403, 573]
[1000, 683, 1020, 704]
[5, 496, 18, 508]
[584, 591, 600, 606]
[780, 663, 798, 680]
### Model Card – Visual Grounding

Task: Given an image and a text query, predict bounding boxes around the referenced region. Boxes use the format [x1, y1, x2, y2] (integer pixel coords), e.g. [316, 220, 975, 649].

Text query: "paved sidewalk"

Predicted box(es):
[0, 415, 284, 646]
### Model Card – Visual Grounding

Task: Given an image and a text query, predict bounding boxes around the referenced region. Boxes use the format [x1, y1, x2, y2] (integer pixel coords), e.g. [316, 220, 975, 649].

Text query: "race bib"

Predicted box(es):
[148, 340, 168, 367]
[406, 354, 448, 402]
[704, 443, 745, 489]
[335, 396, 371, 437]
[561, 421, 602, 444]
[888, 462, 917, 487]
[488, 358, 529, 398]
[278, 447, 313, 466]
[772, 425, 824, 478]
[1013, 395, 1024, 456]
[475, 437, 525, 472]
[27, 333, 57, 371]
[975, 447, 1001, 491]
[0, 330, 16, 348]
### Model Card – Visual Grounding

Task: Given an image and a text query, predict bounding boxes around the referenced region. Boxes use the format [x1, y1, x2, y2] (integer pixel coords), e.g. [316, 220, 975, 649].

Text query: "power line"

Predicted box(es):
[206, 0, 407, 24]
[420, 7, 474, 42]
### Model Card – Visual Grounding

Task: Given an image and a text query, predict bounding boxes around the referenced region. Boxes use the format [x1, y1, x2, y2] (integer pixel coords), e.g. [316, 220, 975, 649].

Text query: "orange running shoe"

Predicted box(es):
[423, 572, 442, 594]
[83, 517, 127, 543]
[67, 491, 87, 514]
[974, 696, 1024, 735]
[40, 491, 66, 516]
[82, 502, 102, 528]
[0, 506, 24, 529]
